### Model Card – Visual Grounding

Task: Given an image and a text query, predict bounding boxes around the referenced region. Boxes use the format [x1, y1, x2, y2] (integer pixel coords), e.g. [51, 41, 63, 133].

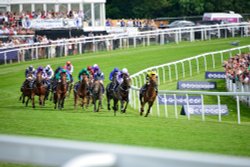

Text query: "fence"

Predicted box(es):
[0, 22, 250, 65]
[129, 45, 250, 124]
[0, 135, 250, 167]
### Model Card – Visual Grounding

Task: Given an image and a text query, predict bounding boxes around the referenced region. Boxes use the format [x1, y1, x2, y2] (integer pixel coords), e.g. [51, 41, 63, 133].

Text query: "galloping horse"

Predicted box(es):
[74, 74, 89, 109]
[106, 72, 119, 111]
[19, 73, 34, 107]
[54, 72, 68, 110]
[92, 80, 103, 112]
[110, 73, 131, 116]
[139, 74, 157, 117]
[31, 71, 47, 108]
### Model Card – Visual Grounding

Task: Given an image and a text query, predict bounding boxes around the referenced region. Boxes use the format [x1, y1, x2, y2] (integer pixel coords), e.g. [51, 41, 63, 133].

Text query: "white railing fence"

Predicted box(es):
[129, 45, 250, 124]
[0, 22, 250, 65]
[0, 135, 250, 167]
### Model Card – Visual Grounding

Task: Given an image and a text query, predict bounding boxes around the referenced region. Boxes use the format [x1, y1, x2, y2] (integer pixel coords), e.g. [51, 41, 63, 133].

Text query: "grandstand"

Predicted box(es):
[0, 0, 106, 37]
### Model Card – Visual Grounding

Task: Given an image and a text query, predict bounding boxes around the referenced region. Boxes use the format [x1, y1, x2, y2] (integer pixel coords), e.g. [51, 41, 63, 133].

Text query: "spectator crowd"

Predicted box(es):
[224, 53, 250, 84]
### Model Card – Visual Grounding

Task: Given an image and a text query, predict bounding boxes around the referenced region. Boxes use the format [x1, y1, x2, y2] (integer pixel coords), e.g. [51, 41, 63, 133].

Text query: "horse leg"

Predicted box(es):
[42, 95, 45, 106]
[31, 93, 35, 108]
[25, 96, 30, 107]
[67, 83, 72, 97]
[74, 94, 77, 110]
[50, 90, 53, 101]
[120, 100, 124, 113]
[93, 98, 97, 112]
[20, 93, 25, 103]
[22, 94, 25, 104]
[122, 100, 129, 113]
[139, 94, 144, 115]
[145, 102, 153, 117]
[98, 94, 103, 111]
[58, 94, 61, 110]
[19, 93, 23, 101]
[40, 95, 45, 107]
[62, 95, 66, 109]
[113, 99, 119, 116]
[54, 93, 57, 109]
[107, 95, 111, 111]
[86, 95, 90, 109]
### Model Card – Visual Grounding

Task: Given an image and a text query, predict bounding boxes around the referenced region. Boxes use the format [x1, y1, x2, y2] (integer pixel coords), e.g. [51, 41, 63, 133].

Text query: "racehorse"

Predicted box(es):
[74, 74, 89, 109]
[54, 72, 68, 110]
[31, 71, 48, 108]
[108, 73, 131, 116]
[106, 72, 119, 111]
[139, 74, 157, 117]
[19, 73, 34, 107]
[92, 80, 103, 112]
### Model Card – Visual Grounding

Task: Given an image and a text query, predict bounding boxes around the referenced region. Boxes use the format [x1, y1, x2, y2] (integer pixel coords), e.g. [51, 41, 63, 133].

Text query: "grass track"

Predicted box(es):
[0, 37, 250, 159]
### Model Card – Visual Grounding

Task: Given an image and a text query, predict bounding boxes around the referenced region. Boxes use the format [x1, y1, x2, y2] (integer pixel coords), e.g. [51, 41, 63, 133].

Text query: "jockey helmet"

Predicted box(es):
[45, 65, 50, 71]
[93, 64, 98, 68]
[150, 71, 157, 76]
[46, 64, 51, 69]
[87, 66, 92, 71]
[94, 66, 99, 72]
[82, 68, 87, 72]
[29, 65, 33, 71]
[62, 69, 67, 73]
[114, 67, 119, 72]
[122, 68, 128, 74]
[37, 66, 43, 71]
[66, 61, 71, 65]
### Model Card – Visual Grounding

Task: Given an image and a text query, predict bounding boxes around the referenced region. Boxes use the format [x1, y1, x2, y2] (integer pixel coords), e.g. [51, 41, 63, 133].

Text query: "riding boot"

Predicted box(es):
[140, 84, 147, 95]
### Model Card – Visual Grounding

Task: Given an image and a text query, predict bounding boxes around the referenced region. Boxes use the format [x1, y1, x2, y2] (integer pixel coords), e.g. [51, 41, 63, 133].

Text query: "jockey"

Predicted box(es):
[64, 61, 74, 82]
[92, 64, 101, 76]
[109, 67, 120, 90]
[35, 66, 47, 79]
[25, 65, 35, 78]
[117, 68, 129, 84]
[94, 69, 105, 93]
[21, 65, 35, 90]
[140, 69, 158, 94]
[33, 66, 47, 89]
[44, 65, 54, 90]
[109, 67, 119, 81]
[78, 68, 90, 81]
[87, 65, 94, 78]
[45, 65, 54, 79]
[64, 61, 74, 74]
[55, 69, 71, 82]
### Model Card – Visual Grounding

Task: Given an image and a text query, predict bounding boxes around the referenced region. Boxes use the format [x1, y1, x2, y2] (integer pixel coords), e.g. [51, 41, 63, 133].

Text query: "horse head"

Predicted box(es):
[60, 72, 67, 85]
[36, 71, 43, 84]
[121, 73, 131, 91]
[81, 74, 89, 85]
[149, 74, 157, 87]
[93, 80, 101, 94]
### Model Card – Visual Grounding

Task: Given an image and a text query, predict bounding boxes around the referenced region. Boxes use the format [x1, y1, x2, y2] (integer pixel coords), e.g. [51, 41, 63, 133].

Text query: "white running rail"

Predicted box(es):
[129, 45, 250, 124]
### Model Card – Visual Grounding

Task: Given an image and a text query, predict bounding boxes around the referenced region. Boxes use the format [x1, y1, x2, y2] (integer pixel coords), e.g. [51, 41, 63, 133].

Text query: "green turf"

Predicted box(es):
[0, 37, 250, 159]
